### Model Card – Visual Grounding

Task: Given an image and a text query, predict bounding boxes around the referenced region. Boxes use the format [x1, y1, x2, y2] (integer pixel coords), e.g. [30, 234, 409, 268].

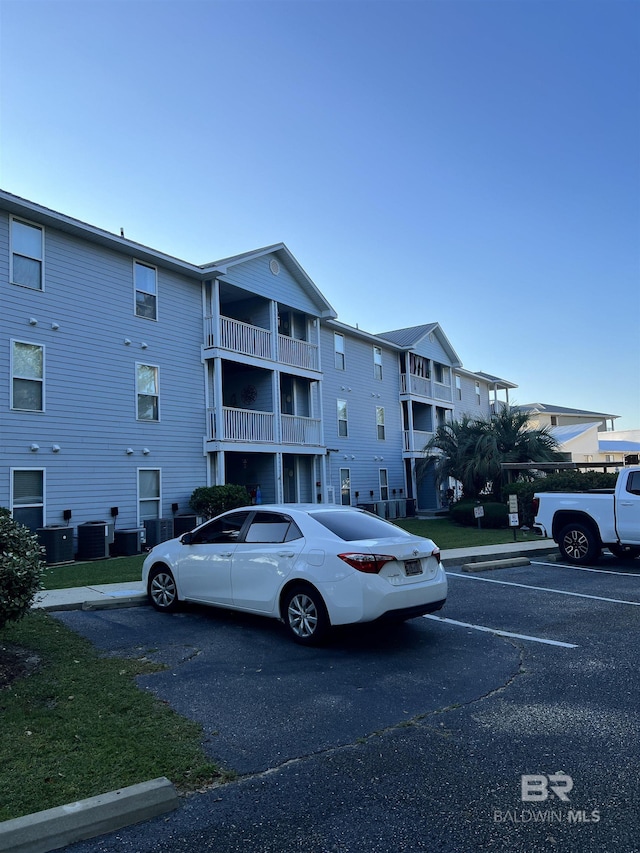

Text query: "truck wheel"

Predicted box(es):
[558, 523, 600, 565]
[608, 544, 640, 560]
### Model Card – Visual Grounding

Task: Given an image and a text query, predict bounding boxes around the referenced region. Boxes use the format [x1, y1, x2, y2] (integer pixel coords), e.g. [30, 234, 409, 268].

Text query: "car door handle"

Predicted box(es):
[219, 552, 233, 558]
[278, 551, 295, 558]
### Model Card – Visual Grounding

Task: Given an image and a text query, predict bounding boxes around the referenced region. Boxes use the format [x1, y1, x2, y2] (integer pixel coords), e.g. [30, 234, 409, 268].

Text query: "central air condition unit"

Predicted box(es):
[37, 525, 74, 565]
[173, 514, 198, 537]
[144, 518, 174, 548]
[77, 521, 110, 560]
[113, 528, 146, 557]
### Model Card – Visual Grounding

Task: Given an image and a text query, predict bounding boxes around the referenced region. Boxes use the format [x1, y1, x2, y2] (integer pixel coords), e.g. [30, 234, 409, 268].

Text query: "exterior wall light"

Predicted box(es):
[30, 443, 39, 452]
[52, 445, 61, 453]
[142, 448, 150, 455]
[126, 448, 134, 455]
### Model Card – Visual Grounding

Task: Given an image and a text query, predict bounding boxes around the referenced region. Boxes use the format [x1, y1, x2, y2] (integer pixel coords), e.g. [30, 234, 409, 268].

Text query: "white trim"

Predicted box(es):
[137, 467, 162, 527]
[10, 339, 45, 412]
[10, 215, 44, 291]
[10, 467, 46, 525]
[133, 258, 158, 321]
[135, 362, 160, 422]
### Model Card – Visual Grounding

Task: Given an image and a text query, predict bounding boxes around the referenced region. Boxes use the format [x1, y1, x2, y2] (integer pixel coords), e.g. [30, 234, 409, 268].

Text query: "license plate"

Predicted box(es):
[404, 559, 422, 576]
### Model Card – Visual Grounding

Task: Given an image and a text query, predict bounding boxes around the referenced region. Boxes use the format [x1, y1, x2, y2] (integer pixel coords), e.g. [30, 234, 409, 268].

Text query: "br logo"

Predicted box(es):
[521, 773, 573, 802]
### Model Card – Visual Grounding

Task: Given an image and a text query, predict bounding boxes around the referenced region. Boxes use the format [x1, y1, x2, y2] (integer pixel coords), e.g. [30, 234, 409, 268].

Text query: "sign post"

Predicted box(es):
[508, 495, 519, 540]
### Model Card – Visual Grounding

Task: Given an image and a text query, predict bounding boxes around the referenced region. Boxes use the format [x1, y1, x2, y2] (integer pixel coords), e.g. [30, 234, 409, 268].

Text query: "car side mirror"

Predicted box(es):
[181, 532, 194, 545]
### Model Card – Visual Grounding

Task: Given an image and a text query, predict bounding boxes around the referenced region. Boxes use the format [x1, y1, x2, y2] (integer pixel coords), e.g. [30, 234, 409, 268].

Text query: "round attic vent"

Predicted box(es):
[269, 259, 280, 275]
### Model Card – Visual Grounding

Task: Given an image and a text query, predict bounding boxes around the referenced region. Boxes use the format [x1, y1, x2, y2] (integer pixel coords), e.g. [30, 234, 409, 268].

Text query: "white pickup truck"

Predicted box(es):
[533, 467, 640, 564]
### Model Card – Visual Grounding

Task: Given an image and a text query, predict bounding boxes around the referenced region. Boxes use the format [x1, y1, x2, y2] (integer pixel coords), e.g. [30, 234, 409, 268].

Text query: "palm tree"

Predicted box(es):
[422, 407, 563, 500]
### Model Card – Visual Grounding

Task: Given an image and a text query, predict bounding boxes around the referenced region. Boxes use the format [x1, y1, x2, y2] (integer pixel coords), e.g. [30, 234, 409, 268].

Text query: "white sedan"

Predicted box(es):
[142, 505, 447, 644]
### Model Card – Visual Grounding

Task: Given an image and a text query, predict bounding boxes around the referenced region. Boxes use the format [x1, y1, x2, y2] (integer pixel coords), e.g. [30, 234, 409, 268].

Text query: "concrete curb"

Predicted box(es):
[462, 556, 531, 573]
[81, 595, 147, 611]
[0, 777, 179, 853]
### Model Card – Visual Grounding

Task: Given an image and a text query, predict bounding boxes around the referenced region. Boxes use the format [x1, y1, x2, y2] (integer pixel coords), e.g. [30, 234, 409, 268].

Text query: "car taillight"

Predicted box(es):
[431, 548, 441, 564]
[532, 497, 539, 517]
[338, 553, 396, 574]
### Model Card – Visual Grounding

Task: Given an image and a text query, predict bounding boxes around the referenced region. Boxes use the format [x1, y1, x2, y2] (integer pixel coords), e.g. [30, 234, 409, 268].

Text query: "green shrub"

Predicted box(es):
[189, 485, 251, 519]
[450, 500, 508, 528]
[0, 511, 44, 631]
[503, 471, 618, 527]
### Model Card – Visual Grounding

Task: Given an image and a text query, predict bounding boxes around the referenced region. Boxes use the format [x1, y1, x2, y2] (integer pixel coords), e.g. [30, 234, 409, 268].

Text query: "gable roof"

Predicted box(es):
[200, 243, 337, 319]
[376, 323, 461, 366]
[518, 403, 620, 419]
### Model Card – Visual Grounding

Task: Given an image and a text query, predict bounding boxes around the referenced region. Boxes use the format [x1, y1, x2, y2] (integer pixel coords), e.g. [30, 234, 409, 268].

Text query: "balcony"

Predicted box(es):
[207, 408, 322, 447]
[282, 414, 322, 446]
[401, 373, 433, 398]
[403, 429, 434, 453]
[204, 316, 319, 371]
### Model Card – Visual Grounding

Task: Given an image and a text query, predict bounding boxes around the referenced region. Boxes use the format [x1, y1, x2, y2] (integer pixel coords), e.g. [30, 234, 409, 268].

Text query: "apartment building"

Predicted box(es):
[1, 190, 514, 539]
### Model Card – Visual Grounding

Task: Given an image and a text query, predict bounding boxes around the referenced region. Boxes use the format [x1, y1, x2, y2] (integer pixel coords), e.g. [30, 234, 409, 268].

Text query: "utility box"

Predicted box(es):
[113, 528, 145, 557]
[77, 521, 110, 560]
[37, 525, 74, 565]
[144, 518, 174, 548]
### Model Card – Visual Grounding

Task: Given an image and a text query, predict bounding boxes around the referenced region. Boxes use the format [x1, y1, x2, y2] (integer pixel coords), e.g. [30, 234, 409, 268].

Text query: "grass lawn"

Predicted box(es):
[40, 554, 146, 590]
[0, 612, 228, 822]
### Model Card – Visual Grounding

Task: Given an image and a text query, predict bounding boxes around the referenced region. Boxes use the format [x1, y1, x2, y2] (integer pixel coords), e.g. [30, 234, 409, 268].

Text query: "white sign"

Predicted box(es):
[509, 513, 520, 527]
[474, 506, 484, 519]
[508, 495, 518, 513]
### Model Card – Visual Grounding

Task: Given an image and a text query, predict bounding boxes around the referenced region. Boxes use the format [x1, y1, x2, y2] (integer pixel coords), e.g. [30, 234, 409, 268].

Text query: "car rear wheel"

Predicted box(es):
[282, 585, 329, 645]
[558, 523, 600, 565]
[148, 565, 179, 612]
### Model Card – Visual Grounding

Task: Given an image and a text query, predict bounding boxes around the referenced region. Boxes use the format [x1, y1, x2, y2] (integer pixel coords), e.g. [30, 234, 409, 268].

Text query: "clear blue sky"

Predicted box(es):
[1, 0, 639, 429]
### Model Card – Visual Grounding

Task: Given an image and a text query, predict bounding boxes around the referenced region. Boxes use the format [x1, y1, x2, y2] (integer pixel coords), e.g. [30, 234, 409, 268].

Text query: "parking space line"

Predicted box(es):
[447, 572, 640, 606]
[423, 615, 578, 648]
[531, 560, 640, 578]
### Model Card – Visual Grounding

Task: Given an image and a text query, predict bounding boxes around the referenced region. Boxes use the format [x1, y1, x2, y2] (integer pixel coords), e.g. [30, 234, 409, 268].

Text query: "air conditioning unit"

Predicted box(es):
[113, 528, 146, 557]
[144, 518, 175, 548]
[37, 525, 74, 565]
[77, 521, 110, 560]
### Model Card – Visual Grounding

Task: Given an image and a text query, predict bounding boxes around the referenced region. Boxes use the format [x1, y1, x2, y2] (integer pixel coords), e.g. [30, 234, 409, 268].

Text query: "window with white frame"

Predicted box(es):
[376, 406, 385, 440]
[373, 346, 383, 380]
[134, 261, 157, 320]
[12, 341, 44, 411]
[339, 467, 351, 505]
[434, 363, 450, 385]
[11, 218, 44, 290]
[334, 333, 345, 370]
[138, 469, 161, 521]
[337, 399, 348, 437]
[137, 363, 159, 421]
[379, 468, 389, 501]
[475, 381, 481, 404]
[12, 469, 44, 531]
[455, 375, 462, 400]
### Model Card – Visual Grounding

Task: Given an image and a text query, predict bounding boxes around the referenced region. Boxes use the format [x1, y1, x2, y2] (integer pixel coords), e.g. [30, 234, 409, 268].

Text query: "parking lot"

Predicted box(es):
[59, 553, 640, 853]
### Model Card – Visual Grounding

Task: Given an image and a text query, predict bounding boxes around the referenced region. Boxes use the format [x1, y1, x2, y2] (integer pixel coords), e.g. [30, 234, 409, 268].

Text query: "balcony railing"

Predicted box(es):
[433, 381, 452, 402]
[278, 334, 319, 371]
[281, 414, 322, 445]
[401, 373, 433, 398]
[403, 429, 434, 452]
[222, 407, 274, 442]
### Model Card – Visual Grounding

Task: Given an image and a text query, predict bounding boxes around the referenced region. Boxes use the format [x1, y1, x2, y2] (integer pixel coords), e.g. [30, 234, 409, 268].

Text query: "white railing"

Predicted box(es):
[203, 316, 272, 359]
[403, 429, 434, 452]
[278, 335, 319, 371]
[223, 407, 274, 442]
[433, 381, 452, 402]
[281, 414, 322, 445]
[401, 373, 433, 398]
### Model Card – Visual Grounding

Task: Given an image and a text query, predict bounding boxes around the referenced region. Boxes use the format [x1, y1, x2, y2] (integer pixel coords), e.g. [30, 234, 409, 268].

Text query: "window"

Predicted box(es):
[337, 399, 348, 437]
[12, 469, 44, 531]
[339, 468, 351, 505]
[191, 511, 251, 544]
[12, 341, 44, 411]
[373, 346, 383, 380]
[11, 218, 43, 290]
[135, 261, 157, 320]
[334, 333, 345, 370]
[138, 469, 160, 521]
[137, 364, 159, 421]
[376, 406, 385, 440]
[475, 381, 481, 404]
[244, 511, 302, 543]
[311, 509, 412, 541]
[379, 468, 389, 501]
[455, 376, 462, 400]
[434, 363, 450, 385]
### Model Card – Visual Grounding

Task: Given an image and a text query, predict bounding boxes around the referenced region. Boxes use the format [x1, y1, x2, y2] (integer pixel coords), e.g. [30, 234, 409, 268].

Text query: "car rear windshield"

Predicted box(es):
[309, 510, 412, 542]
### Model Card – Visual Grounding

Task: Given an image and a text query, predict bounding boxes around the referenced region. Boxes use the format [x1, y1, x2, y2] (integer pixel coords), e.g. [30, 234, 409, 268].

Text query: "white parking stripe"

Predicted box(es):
[423, 615, 578, 648]
[447, 572, 640, 606]
[531, 560, 640, 578]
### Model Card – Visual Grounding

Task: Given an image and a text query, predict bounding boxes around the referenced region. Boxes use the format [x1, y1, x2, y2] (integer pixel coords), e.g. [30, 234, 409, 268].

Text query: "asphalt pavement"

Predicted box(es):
[3, 539, 564, 853]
